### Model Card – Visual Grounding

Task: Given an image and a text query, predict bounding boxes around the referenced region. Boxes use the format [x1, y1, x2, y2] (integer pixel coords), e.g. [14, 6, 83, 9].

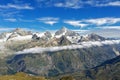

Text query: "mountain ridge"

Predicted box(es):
[0, 27, 108, 43]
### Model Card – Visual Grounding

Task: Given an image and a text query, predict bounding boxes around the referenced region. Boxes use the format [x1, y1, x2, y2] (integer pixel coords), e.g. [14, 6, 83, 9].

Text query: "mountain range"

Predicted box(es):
[0, 27, 111, 58]
[0, 27, 106, 43]
[0, 27, 120, 80]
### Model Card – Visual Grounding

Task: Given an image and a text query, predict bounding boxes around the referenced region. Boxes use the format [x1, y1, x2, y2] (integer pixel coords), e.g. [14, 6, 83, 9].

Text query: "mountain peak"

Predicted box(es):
[55, 27, 79, 37]
[12, 28, 32, 36]
[59, 26, 68, 33]
[13, 28, 24, 32]
[78, 33, 106, 42]
[61, 26, 67, 30]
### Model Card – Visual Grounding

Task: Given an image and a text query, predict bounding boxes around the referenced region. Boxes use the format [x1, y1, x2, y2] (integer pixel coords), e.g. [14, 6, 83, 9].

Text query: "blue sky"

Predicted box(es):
[0, 0, 120, 34]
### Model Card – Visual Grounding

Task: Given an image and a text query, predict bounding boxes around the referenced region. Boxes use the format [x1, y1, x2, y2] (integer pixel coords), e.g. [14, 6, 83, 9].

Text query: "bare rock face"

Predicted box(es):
[32, 31, 52, 41]
[32, 34, 40, 40]
[58, 36, 71, 45]
[44, 31, 52, 39]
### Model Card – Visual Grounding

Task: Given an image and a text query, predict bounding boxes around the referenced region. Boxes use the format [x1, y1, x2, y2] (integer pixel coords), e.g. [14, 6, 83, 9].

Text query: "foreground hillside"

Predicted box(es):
[0, 56, 120, 80]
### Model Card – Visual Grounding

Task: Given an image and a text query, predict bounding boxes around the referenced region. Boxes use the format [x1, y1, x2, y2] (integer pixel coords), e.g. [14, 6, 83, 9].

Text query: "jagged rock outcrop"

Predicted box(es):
[58, 36, 71, 45]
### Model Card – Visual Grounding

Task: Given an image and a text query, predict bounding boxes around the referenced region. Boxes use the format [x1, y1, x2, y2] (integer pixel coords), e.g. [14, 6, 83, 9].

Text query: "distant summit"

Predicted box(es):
[78, 33, 106, 42]
[55, 27, 79, 37]
[12, 28, 32, 36]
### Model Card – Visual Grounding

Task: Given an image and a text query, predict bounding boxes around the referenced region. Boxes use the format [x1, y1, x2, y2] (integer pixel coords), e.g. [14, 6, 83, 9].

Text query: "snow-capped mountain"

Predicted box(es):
[0, 27, 111, 58]
[0, 28, 33, 42]
[32, 31, 52, 41]
[13, 28, 32, 36]
[55, 27, 79, 37]
[78, 33, 106, 42]
[0, 27, 108, 43]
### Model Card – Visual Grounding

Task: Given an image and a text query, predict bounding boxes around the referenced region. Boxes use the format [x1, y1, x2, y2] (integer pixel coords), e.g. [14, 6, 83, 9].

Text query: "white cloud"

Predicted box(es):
[35, 0, 83, 9]
[43, 21, 58, 25]
[16, 40, 120, 55]
[107, 1, 120, 6]
[0, 4, 34, 10]
[96, 1, 120, 7]
[64, 20, 88, 27]
[18, 18, 34, 22]
[53, 0, 120, 9]
[73, 29, 90, 34]
[4, 18, 17, 22]
[3, 18, 35, 22]
[64, 17, 120, 27]
[98, 26, 120, 30]
[84, 17, 120, 25]
[37, 17, 59, 25]
[54, 1, 82, 9]
[0, 9, 21, 18]
[0, 27, 15, 32]
[38, 17, 59, 21]
[0, 3, 33, 18]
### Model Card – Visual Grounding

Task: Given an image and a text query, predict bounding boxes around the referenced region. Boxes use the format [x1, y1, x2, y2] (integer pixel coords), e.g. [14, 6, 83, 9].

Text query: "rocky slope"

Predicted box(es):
[0, 56, 120, 80]
[53, 56, 120, 80]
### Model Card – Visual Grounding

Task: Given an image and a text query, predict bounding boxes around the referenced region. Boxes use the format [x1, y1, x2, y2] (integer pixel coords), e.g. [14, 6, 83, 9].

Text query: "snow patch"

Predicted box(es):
[8, 35, 32, 41]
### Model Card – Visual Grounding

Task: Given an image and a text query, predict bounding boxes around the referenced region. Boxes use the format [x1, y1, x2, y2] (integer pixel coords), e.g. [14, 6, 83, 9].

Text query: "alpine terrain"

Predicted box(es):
[0, 27, 120, 80]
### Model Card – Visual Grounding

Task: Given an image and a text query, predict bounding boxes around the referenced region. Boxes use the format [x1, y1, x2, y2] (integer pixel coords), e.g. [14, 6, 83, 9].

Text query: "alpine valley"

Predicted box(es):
[0, 27, 120, 80]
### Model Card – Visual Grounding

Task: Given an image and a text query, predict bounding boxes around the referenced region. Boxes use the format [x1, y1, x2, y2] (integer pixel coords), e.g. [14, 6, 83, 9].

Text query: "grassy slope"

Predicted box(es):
[0, 72, 47, 80]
